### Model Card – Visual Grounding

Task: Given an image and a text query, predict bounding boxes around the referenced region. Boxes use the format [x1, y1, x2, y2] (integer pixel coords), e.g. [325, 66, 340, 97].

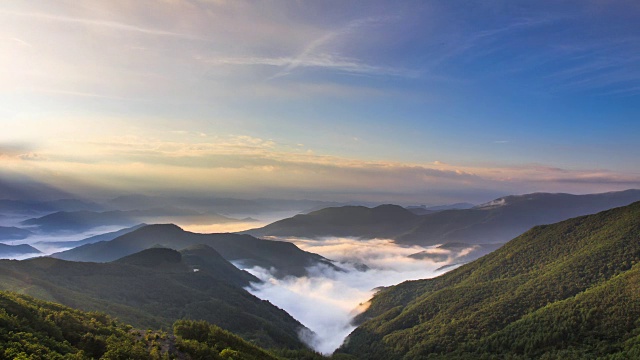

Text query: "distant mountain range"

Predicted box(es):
[0, 243, 41, 257]
[35, 223, 146, 248]
[337, 200, 640, 359]
[107, 194, 346, 216]
[0, 225, 33, 240]
[21, 210, 138, 233]
[51, 224, 337, 278]
[406, 202, 475, 215]
[0, 245, 308, 349]
[0, 198, 104, 215]
[246, 190, 640, 247]
[20, 208, 244, 233]
[245, 204, 422, 239]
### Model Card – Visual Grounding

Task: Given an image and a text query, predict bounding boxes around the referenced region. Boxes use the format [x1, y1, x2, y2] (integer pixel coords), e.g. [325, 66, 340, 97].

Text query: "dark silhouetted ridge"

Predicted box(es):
[51, 223, 335, 278]
[244, 203, 421, 239]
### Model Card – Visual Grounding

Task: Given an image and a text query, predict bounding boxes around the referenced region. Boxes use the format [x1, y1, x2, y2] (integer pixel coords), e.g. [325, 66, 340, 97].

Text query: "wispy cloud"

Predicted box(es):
[0, 9, 203, 40]
[195, 16, 416, 79]
[271, 17, 389, 78]
[9, 132, 639, 203]
[200, 53, 417, 78]
[9, 37, 33, 47]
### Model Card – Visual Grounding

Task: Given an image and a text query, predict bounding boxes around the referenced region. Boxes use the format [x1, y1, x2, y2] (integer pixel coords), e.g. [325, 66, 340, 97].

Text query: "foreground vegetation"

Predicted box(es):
[0, 290, 327, 359]
[0, 246, 306, 350]
[338, 201, 640, 359]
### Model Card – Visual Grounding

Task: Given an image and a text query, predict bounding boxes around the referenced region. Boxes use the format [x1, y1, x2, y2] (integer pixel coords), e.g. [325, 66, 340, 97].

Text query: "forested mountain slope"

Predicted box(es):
[0, 246, 307, 350]
[0, 290, 287, 359]
[337, 201, 640, 359]
[52, 224, 336, 277]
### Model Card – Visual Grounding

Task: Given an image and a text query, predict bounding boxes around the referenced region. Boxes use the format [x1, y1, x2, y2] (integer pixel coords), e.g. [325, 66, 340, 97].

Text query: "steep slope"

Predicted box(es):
[180, 244, 260, 287]
[52, 224, 336, 277]
[0, 247, 308, 350]
[245, 204, 422, 239]
[337, 201, 640, 359]
[0, 290, 287, 359]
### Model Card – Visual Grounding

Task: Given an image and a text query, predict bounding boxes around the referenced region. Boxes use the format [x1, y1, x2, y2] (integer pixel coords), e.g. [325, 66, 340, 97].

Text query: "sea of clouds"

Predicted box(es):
[243, 237, 465, 354]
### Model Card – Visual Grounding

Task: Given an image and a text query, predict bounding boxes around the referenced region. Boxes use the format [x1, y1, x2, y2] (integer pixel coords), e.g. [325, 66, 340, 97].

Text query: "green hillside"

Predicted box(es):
[0, 246, 307, 350]
[0, 290, 285, 359]
[338, 201, 640, 359]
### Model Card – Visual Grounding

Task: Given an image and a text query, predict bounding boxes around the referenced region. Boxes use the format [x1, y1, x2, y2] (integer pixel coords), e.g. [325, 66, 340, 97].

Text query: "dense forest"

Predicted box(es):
[338, 201, 640, 359]
[0, 290, 289, 359]
[0, 246, 307, 350]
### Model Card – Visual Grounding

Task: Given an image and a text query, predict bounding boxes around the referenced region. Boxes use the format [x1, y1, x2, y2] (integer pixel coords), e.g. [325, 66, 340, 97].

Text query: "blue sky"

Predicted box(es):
[1, 0, 639, 204]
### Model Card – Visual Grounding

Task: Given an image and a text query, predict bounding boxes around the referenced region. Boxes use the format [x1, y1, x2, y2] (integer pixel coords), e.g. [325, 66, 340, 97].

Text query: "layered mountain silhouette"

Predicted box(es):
[337, 201, 640, 359]
[0, 243, 41, 257]
[51, 224, 337, 277]
[245, 204, 422, 239]
[406, 202, 474, 215]
[0, 226, 33, 240]
[107, 194, 341, 216]
[0, 245, 308, 349]
[35, 223, 146, 248]
[246, 190, 640, 247]
[21, 210, 138, 233]
[0, 198, 103, 215]
[21, 208, 242, 233]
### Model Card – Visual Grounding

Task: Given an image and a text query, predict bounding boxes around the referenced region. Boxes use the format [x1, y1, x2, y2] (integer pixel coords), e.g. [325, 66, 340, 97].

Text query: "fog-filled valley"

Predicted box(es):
[244, 237, 467, 353]
[3, 2, 640, 358]
[2, 189, 640, 357]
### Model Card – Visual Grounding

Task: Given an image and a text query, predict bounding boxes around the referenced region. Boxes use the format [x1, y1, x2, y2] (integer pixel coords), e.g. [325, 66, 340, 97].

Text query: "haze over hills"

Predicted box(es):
[2, 1, 640, 358]
[337, 201, 640, 359]
[20, 208, 244, 234]
[0, 245, 309, 350]
[247, 190, 640, 247]
[245, 204, 422, 239]
[107, 194, 344, 217]
[0, 196, 103, 216]
[0, 243, 41, 258]
[35, 223, 146, 249]
[0, 226, 33, 240]
[396, 189, 640, 246]
[51, 223, 338, 278]
[406, 202, 475, 215]
[21, 210, 138, 233]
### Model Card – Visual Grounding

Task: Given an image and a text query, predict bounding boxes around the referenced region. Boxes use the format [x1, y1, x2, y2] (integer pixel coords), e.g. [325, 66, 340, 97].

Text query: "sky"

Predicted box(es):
[2, 0, 640, 204]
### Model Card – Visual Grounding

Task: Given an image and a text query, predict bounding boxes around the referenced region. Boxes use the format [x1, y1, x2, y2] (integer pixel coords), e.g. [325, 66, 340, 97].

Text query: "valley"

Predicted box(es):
[1, 190, 640, 357]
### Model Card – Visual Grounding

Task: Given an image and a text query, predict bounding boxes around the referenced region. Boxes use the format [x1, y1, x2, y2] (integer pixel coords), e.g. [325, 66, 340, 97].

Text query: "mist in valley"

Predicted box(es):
[243, 237, 470, 354]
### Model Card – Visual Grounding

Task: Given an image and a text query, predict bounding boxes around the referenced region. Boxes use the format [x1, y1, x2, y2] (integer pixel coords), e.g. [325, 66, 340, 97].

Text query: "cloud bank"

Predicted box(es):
[243, 237, 465, 354]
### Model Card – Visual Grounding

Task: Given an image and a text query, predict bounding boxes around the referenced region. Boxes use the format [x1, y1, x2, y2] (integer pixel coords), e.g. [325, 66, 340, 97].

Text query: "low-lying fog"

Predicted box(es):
[243, 237, 465, 354]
